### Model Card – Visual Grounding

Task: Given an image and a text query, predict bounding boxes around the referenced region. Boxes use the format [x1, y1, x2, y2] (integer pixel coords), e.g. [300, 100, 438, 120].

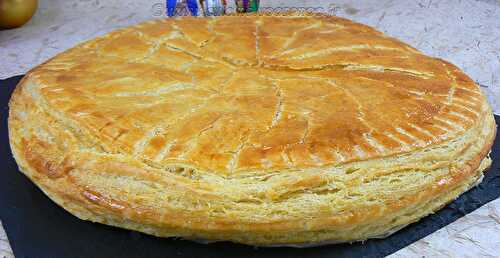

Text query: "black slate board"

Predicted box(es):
[1, 75, 499, 258]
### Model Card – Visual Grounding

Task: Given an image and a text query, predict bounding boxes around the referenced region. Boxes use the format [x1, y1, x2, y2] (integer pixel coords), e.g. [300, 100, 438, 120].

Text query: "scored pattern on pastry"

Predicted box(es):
[9, 14, 496, 245]
[29, 15, 483, 175]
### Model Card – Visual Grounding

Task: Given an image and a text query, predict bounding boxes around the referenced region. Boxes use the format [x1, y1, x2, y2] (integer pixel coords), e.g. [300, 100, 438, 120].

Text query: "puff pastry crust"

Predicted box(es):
[8, 14, 496, 245]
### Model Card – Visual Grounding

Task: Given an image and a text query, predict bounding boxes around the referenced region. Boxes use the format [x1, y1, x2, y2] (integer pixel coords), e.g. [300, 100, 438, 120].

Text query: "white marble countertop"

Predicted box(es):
[0, 0, 499, 257]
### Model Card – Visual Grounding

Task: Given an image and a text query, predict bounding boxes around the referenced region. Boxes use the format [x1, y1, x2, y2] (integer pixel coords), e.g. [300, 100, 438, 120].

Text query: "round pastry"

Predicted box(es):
[8, 13, 496, 246]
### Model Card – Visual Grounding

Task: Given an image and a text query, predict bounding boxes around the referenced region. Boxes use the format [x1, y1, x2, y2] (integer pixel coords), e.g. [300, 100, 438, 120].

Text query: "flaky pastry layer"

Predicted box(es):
[8, 14, 497, 245]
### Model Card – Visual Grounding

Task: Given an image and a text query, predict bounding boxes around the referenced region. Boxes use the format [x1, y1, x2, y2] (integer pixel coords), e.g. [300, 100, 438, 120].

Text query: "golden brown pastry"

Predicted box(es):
[8, 13, 496, 246]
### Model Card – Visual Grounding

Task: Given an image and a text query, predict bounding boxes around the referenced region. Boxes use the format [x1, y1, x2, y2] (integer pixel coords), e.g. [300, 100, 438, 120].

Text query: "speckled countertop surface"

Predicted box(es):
[0, 0, 499, 257]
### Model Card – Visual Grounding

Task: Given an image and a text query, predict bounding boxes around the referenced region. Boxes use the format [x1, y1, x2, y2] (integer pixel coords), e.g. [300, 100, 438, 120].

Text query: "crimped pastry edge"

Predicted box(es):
[7, 13, 498, 245]
[187, 163, 488, 248]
